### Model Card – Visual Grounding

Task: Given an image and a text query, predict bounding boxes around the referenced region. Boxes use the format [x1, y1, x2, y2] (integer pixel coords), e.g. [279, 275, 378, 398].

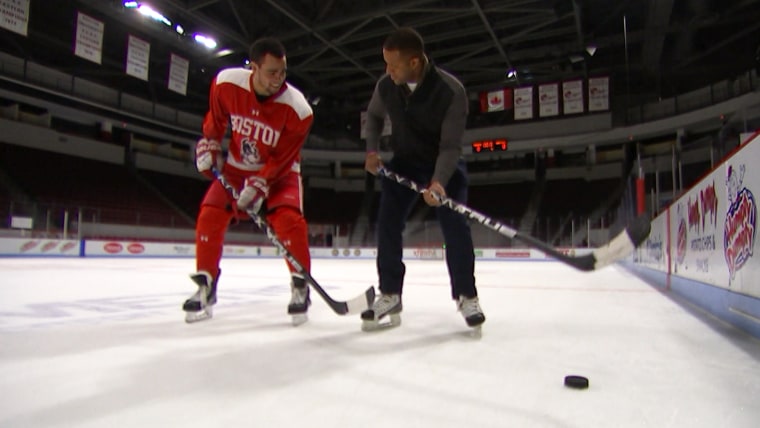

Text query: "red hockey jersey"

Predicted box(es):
[202, 67, 313, 183]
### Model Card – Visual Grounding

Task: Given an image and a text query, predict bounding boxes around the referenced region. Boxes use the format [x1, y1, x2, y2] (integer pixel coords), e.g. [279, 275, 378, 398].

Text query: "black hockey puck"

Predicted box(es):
[564, 375, 589, 389]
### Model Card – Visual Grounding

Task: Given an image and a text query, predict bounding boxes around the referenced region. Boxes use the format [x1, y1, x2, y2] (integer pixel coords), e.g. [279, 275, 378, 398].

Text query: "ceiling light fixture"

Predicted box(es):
[136, 5, 172, 27]
[124, 2, 172, 27]
[214, 48, 234, 58]
[194, 34, 217, 49]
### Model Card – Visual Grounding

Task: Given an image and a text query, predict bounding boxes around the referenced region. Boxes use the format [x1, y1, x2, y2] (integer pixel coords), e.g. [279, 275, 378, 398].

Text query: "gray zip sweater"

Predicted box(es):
[364, 61, 468, 185]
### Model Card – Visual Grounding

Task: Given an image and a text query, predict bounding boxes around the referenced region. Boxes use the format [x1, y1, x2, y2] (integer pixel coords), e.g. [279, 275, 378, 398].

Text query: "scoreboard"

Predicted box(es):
[471, 139, 507, 153]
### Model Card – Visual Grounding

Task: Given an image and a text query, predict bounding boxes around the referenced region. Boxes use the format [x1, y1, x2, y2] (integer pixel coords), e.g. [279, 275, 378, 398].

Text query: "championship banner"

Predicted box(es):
[562, 80, 584, 114]
[538, 83, 559, 117]
[74, 11, 104, 64]
[0, 0, 30, 36]
[514, 86, 533, 120]
[588, 76, 610, 112]
[168, 53, 189, 95]
[126, 34, 150, 81]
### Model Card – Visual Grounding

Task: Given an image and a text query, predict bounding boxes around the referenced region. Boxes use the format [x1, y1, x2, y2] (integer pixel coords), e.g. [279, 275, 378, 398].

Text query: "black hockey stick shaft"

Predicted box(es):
[212, 168, 374, 315]
[378, 167, 650, 272]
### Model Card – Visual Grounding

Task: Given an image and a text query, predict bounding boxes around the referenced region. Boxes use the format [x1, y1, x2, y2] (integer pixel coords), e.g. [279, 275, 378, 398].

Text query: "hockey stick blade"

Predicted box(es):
[586, 214, 651, 270]
[212, 168, 375, 315]
[378, 167, 651, 272]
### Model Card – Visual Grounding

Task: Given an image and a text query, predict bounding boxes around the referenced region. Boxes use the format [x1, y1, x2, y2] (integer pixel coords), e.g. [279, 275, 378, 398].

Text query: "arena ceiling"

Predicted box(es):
[2, 0, 759, 137]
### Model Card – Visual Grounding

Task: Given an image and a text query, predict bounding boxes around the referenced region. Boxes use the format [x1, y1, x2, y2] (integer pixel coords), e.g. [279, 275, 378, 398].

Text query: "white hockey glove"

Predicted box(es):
[237, 176, 269, 214]
[195, 138, 222, 179]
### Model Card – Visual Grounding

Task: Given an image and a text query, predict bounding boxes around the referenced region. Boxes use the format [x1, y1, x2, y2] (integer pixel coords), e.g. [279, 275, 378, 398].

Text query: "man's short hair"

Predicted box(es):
[383, 27, 424, 58]
[249, 37, 286, 64]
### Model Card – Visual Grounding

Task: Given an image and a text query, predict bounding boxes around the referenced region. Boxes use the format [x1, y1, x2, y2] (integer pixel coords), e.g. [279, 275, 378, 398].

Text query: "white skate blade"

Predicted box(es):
[361, 313, 401, 332]
[184, 283, 213, 324]
[291, 313, 308, 326]
[467, 325, 483, 338]
[185, 306, 213, 323]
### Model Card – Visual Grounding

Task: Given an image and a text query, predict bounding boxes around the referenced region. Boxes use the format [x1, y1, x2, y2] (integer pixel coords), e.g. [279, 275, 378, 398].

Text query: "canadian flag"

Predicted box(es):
[480, 89, 512, 112]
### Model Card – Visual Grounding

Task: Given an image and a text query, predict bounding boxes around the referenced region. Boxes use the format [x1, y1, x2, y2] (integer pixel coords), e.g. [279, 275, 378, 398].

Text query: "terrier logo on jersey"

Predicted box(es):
[241, 138, 260, 164]
[724, 164, 756, 281]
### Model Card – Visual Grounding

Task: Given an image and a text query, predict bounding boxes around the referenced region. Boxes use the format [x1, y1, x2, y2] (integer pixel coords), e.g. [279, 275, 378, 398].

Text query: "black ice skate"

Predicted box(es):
[361, 293, 402, 331]
[287, 274, 310, 326]
[183, 270, 218, 323]
[457, 295, 485, 335]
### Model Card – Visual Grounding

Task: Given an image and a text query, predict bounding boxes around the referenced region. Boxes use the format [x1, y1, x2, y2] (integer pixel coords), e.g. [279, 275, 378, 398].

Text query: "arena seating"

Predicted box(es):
[0, 143, 194, 228]
[538, 178, 620, 219]
[0, 139, 635, 241]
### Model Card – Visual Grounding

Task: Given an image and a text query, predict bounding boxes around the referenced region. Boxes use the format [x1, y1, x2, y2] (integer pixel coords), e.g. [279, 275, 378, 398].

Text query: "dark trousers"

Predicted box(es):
[376, 158, 477, 300]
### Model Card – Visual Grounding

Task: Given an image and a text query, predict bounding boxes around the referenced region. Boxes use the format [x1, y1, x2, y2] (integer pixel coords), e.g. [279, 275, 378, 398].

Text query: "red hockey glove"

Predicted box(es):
[195, 138, 222, 179]
[237, 176, 269, 214]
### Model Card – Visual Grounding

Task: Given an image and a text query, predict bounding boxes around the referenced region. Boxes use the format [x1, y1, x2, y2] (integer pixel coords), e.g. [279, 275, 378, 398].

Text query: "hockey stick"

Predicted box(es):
[378, 167, 651, 272]
[212, 168, 375, 315]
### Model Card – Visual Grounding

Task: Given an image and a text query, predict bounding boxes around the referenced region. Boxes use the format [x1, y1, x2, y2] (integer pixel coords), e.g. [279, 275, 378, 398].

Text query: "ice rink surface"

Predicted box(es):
[1, 257, 759, 427]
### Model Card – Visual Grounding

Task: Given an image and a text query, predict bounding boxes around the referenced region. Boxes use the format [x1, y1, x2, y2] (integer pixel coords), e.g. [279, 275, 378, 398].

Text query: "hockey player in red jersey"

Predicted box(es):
[183, 37, 314, 324]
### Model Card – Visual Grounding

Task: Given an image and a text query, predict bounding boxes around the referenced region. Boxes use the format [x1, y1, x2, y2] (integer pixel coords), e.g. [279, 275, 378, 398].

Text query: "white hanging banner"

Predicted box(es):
[538, 83, 559, 117]
[126, 34, 150, 81]
[562, 80, 584, 114]
[588, 76, 610, 112]
[0, 0, 30, 36]
[74, 11, 104, 64]
[168, 53, 189, 95]
[513, 86, 533, 120]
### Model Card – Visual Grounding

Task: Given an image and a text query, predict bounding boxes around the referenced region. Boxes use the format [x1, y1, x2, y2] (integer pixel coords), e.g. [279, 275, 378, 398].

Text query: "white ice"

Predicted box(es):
[1, 257, 759, 428]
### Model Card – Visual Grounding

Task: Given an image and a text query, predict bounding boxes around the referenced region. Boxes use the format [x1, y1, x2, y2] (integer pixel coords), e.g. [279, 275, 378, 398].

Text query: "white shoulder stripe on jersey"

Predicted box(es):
[215, 68, 251, 91]
[275, 84, 313, 120]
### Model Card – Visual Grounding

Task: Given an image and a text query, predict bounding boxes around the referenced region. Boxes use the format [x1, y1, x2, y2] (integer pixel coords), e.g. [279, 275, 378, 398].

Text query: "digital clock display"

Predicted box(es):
[471, 139, 507, 153]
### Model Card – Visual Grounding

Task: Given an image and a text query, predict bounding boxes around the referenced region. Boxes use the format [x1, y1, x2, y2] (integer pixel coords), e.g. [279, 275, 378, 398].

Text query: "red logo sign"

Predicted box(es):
[127, 243, 145, 254]
[676, 219, 687, 264]
[61, 242, 77, 253]
[701, 181, 718, 231]
[495, 250, 530, 258]
[20, 241, 39, 252]
[104, 242, 123, 254]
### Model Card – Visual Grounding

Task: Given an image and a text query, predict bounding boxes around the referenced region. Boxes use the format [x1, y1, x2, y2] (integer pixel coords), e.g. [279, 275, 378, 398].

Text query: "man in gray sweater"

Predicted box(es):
[362, 27, 485, 332]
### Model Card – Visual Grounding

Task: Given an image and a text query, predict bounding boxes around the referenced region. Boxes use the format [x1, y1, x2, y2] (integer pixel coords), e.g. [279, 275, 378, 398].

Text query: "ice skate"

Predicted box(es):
[183, 271, 218, 323]
[457, 295, 485, 335]
[287, 275, 310, 326]
[361, 293, 402, 331]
